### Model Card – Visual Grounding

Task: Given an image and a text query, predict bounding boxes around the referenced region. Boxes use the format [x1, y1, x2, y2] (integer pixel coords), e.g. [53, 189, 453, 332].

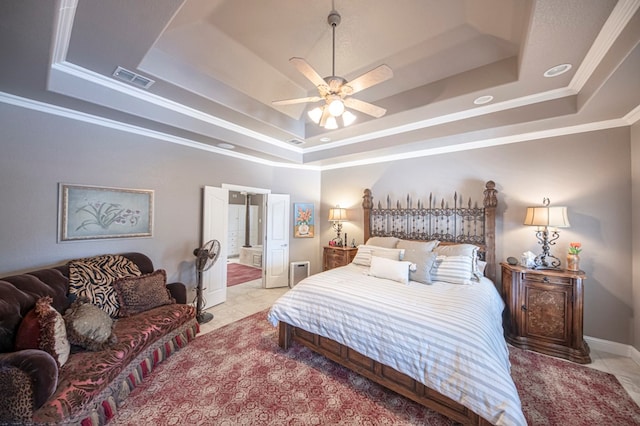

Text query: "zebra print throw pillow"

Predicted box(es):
[68, 254, 141, 318]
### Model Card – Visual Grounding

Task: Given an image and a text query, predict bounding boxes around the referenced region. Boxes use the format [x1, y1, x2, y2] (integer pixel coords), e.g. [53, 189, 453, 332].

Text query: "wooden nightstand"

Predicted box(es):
[323, 246, 358, 271]
[501, 262, 591, 364]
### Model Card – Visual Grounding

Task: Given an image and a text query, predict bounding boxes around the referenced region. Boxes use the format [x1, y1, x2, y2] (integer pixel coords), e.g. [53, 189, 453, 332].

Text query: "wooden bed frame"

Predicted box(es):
[279, 181, 498, 425]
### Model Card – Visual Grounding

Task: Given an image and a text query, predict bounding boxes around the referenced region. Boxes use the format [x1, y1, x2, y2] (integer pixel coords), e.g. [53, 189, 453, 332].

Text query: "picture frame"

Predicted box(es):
[59, 183, 154, 241]
[293, 203, 314, 238]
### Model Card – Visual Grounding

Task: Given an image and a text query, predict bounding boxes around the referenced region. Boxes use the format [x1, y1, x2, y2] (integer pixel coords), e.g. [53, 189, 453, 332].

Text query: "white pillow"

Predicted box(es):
[431, 255, 474, 285]
[365, 236, 399, 248]
[397, 239, 439, 252]
[352, 245, 405, 267]
[368, 256, 413, 284]
[434, 243, 481, 280]
[477, 260, 487, 276]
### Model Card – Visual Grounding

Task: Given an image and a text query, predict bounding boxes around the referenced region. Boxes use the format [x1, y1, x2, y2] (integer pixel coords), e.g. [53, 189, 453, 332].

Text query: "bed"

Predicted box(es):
[268, 181, 526, 425]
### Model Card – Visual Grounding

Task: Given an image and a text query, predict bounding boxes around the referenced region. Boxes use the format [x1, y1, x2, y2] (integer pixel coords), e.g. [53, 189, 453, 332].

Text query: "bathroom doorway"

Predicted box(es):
[227, 190, 264, 287]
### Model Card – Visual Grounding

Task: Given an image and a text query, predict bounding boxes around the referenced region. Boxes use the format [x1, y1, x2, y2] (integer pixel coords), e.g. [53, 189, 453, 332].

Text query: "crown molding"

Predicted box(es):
[570, 0, 640, 91]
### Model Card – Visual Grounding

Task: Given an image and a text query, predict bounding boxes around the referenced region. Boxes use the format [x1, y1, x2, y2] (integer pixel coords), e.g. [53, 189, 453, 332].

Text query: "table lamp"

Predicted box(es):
[523, 198, 570, 269]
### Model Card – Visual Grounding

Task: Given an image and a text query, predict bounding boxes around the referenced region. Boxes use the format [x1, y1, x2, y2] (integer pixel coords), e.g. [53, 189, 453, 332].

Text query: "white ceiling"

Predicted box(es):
[1, 0, 639, 168]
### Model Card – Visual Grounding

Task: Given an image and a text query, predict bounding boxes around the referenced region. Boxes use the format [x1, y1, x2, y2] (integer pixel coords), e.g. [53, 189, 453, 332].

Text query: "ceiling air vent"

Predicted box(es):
[288, 139, 305, 146]
[112, 66, 155, 89]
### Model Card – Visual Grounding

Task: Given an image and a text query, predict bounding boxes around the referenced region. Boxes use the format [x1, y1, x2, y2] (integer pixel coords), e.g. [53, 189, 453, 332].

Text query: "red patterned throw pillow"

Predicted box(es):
[113, 269, 175, 317]
[14, 297, 71, 367]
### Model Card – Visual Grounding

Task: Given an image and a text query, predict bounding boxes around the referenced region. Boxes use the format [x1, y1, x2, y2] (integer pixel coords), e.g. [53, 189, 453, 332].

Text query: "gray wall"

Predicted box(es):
[0, 103, 322, 287]
[321, 127, 633, 345]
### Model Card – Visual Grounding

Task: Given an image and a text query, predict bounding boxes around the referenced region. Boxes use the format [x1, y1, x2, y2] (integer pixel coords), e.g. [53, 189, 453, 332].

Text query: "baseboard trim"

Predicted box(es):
[585, 335, 640, 366]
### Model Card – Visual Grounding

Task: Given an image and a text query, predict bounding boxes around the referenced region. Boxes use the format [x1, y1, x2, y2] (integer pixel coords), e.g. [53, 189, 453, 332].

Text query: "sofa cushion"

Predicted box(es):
[14, 297, 70, 367]
[33, 303, 197, 424]
[113, 269, 175, 317]
[63, 298, 116, 351]
[68, 254, 141, 318]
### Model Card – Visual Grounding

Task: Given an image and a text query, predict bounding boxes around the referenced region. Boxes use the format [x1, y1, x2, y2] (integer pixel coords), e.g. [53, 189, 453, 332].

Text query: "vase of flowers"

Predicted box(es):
[567, 242, 582, 271]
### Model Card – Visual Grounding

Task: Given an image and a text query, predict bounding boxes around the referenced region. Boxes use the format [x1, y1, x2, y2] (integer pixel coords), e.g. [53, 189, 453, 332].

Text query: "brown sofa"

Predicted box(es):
[0, 253, 199, 425]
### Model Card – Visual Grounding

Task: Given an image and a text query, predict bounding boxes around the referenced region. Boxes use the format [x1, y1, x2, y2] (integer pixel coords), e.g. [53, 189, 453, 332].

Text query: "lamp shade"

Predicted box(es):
[523, 206, 570, 228]
[328, 207, 348, 222]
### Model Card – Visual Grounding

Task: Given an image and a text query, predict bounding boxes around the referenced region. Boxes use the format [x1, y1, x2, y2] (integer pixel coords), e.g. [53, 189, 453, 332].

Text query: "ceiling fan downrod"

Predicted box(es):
[328, 10, 341, 77]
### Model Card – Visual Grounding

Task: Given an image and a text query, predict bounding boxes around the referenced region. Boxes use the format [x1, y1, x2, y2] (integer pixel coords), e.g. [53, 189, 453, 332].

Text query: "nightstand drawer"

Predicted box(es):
[323, 246, 357, 271]
[523, 273, 571, 285]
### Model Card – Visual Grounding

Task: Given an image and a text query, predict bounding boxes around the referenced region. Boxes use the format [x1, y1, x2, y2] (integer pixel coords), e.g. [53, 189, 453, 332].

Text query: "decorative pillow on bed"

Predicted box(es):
[397, 239, 439, 252]
[64, 298, 117, 351]
[430, 255, 475, 285]
[365, 236, 399, 248]
[477, 260, 487, 277]
[352, 245, 405, 267]
[368, 256, 414, 284]
[68, 254, 142, 318]
[397, 240, 439, 284]
[113, 269, 175, 317]
[402, 250, 437, 284]
[14, 297, 70, 367]
[434, 243, 481, 279]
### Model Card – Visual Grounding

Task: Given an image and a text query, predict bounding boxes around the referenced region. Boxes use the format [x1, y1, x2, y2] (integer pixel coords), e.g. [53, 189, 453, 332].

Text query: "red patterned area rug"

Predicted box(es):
[111, 310, 640, 425]
[227, 262, 262, 287]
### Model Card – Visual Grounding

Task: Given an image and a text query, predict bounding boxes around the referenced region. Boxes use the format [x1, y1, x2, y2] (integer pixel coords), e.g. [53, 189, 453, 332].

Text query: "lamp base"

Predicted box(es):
[533, 253, 562, 270]
[533, 265, 562, 271]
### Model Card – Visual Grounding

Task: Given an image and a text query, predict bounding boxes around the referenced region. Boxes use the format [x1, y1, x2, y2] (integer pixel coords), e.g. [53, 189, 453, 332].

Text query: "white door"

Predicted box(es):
[264, 194, 290, 288]
[202, 186, 229, 308]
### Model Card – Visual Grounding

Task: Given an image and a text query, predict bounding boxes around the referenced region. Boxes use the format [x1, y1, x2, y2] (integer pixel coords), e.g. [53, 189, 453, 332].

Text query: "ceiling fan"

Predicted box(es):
[272, 9, 393, 129]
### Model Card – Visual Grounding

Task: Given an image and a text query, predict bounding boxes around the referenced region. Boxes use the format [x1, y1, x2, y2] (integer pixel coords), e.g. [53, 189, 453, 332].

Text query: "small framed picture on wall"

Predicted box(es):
[293, 203, 314, 238]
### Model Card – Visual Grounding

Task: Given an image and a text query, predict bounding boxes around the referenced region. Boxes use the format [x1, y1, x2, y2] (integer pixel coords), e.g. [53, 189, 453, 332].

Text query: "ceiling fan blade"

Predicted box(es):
[290, 57, 327, 88]
[344, 64, 393, 95]
[272, 96, 322, 106]
[344, 97, 387, 118]
[319, 106, 330, 127]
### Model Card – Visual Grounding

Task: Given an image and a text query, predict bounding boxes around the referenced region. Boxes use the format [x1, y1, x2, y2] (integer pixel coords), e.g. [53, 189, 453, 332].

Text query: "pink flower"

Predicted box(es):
[568, 242, 582, 255]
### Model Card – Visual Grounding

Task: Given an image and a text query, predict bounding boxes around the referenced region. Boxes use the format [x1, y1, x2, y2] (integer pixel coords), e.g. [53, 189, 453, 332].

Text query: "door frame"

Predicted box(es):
[222, 184, 271, 286]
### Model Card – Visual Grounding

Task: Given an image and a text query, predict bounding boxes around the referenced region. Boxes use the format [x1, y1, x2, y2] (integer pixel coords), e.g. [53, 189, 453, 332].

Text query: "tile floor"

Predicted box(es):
[197, 278, 640, 407]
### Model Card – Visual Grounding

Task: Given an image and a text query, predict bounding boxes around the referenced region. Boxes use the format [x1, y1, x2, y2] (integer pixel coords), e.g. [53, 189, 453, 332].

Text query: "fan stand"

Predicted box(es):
[193, 240, 221, 325]
[195, 268, 214, 324]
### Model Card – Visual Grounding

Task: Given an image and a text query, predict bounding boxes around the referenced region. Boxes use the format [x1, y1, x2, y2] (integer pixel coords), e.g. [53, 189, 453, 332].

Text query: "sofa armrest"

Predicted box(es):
[167, 282, 188, 304]
[0, 349, 58, 419]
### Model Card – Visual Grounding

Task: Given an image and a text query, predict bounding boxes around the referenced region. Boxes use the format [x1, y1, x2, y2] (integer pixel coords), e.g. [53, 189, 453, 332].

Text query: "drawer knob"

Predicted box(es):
[521, 305, 527, 311]
[543, 277, 549, 283]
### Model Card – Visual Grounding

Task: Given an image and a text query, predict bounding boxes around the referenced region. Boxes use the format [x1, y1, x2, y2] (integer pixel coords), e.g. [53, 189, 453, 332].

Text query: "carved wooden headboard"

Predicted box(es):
[362, 181, 498, 281]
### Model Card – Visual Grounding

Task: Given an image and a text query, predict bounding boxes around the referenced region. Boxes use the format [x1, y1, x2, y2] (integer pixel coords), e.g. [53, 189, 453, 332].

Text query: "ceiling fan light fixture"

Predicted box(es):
[308, 107, 323, 124]
[342, 110, 356, 126]
[328, 97, 345, 116]
[325, 115, 338, 130]
[273, 8, 392, 129]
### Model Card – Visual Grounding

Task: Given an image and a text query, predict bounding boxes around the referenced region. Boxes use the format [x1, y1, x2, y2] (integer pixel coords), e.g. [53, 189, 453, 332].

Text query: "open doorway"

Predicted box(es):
[227, 190, 264, 287]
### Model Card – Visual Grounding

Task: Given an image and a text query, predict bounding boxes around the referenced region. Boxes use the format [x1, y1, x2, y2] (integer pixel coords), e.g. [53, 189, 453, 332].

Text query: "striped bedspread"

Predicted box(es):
[268, 264, 526, 426]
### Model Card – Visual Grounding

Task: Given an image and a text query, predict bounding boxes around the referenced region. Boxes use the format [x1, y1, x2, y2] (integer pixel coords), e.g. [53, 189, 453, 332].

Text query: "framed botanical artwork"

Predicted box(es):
[59, 183, 154, 241]
[293, 203, 314, 238]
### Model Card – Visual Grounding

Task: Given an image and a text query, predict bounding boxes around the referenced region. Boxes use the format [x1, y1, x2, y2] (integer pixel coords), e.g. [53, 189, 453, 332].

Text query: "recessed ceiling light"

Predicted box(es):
[473, 95, 494, 105]
[543, 64, 572, 78]
[320, 137, 331, 142]
[217, 143, 235, 150]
